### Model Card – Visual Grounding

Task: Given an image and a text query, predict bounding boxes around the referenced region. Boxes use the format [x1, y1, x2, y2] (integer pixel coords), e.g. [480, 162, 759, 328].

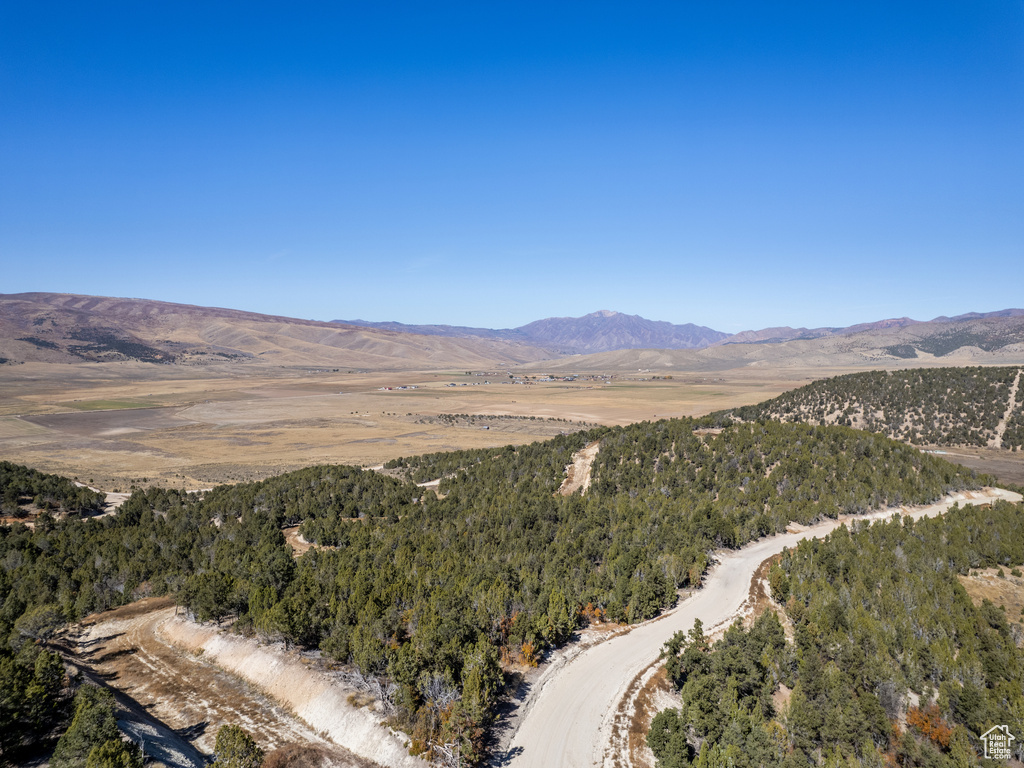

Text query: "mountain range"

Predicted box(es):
[341, 309, 1024, 352]
[0, 293, 552, 369]
[337, 310, 728, 354]
[2, 292, 1024, 372]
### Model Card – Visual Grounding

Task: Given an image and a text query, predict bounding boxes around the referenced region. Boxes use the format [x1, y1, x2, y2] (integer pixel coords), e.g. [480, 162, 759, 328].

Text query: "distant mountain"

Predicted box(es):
[0, 293, 556, 369]
[523, 311, 1024, 373]
[718, 317, 920, 346]
[341, 319, 517, 342]
[516, 310, 728, 353]
[931, 308, 1024, 323]
[718, 312, 1024, 347]
[5, 293, 1023, 372]
[337, 310, 728, 354]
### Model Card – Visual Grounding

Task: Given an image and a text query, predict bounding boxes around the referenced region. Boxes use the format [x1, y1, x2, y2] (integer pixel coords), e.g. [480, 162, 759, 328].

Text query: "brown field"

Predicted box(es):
[3, 360, 1024, 490]
[0, 361, 821, 488]
[919, 445, 1024, 487]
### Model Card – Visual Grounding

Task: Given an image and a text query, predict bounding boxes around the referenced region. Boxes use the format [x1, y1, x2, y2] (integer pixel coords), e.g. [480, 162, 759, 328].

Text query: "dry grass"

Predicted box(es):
[8, 359, 1023, 491]
[0, 362, 815, 488]
[624, 665, 677, 768]
[263, 744, 378, 768]
[69, 600, 388, 766]
[958, 567, 1024, 644]
[921, 446, 1024, 486]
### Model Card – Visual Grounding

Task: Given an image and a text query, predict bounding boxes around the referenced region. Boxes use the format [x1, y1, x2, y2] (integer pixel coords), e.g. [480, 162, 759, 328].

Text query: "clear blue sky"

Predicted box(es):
[2, 2, 1021, 332]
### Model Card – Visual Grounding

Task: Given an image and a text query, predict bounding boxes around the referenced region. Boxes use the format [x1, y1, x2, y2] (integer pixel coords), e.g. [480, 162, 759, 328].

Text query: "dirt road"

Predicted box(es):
[74, 599, 381, 767]
[993, 368, 1022, 448]
[499, 487, 1022, 768]
[558, 441, 601, 496]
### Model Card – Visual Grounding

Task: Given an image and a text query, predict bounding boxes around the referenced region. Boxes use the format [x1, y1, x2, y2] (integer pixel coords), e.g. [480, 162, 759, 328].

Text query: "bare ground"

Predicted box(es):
[67, 599, 394, 768]
[922, 445, 1024, 486]
[282, 525, 337, 557]
[558, 440, 601, 496]
[958, 567, 1024, 644]
[993, 369, 1023, 448]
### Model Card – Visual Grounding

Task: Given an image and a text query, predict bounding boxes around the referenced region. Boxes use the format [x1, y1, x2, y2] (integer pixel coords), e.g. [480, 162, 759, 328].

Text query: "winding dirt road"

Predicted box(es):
[501, 487, 1022, 768]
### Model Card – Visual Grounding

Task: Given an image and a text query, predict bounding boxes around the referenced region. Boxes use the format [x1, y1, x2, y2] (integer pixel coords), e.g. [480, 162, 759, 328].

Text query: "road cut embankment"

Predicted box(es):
[159, 614, 427, 768]
[501, 487, 1022, 768]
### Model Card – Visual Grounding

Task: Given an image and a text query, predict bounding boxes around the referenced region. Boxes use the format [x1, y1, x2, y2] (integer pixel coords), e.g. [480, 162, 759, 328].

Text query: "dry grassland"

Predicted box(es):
[919, 446, 1024, 487]
[958, 567, 1024, 644]
[0, 361, 816, 488]
[5, 360, 1024, 489]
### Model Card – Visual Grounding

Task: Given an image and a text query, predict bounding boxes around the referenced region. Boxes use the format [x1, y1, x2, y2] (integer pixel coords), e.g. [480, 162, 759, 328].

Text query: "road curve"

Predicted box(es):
[503, 487, 1022, 768]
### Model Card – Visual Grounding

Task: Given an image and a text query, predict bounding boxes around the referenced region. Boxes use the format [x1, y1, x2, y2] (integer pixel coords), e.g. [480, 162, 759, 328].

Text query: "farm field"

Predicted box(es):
[0, 361, 820, 488]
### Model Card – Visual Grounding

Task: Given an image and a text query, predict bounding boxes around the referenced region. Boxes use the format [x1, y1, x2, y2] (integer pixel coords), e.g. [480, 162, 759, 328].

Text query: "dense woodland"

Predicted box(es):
[0, 461, 106, 518]
[0, 414, 985, 764]
[729, 367, 1023, 450]
[650, 500, 1024, 768]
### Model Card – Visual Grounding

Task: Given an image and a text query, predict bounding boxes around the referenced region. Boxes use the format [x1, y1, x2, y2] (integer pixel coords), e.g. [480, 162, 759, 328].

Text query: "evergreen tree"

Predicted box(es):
[211, 724, 264, 768]
[51, 686, 124, 768]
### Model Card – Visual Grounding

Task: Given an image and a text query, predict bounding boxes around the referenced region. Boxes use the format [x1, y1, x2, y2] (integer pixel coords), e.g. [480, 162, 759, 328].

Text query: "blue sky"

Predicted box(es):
[2, 2, 1021, 332]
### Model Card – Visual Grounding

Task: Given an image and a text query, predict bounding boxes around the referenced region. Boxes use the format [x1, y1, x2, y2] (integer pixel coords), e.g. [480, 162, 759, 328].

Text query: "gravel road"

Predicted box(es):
[501, 487, 1022, 768]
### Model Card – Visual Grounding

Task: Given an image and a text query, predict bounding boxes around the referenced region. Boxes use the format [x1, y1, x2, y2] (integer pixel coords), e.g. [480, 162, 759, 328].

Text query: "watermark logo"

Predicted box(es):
[980, 725, 1015, 761]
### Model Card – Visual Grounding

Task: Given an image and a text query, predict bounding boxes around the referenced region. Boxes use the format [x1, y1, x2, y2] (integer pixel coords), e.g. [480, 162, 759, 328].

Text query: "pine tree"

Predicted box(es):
[51, 686, 125, 768]
[211, 724, 264, 768]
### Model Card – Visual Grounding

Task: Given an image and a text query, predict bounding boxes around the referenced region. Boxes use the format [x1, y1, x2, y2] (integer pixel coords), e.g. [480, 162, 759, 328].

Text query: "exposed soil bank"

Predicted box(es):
[160, 614, 425, 768]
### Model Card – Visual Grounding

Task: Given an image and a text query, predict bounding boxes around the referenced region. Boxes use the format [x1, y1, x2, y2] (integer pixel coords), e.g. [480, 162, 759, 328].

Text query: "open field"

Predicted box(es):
[4, 360, 1024, 489]
[920, 445, 1024, 487]
[0, 361, 820, 488]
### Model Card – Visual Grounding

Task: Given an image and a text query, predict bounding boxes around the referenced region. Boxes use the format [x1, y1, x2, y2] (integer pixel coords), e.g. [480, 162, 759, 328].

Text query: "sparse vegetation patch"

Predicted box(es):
[730, 366, 1023, 449]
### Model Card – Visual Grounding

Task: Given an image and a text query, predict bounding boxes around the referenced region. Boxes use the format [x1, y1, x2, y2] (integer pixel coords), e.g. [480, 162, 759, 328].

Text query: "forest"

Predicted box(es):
[0, 412, 986, 764]
[0, 461, 106, 518]
[728, 366, 1023, 449]
[649, 499, 1024, 768]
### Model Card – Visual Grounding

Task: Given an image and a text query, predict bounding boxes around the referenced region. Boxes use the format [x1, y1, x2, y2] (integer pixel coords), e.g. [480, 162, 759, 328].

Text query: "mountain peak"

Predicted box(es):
[588, 310, 622, 318]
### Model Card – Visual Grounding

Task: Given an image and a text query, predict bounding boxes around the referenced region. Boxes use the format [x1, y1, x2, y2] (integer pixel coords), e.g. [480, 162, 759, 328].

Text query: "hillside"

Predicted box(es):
[521, 314, 1024, 373]
[0, 293, 557, 369]
[651, 500, 1024, 768]
[729, 366, 1024, 450]
[6, 293, 1024, 373]
[341, 309, 1024, 361]
[0, 418, 983, 762]
[718, 309, 1024, 346]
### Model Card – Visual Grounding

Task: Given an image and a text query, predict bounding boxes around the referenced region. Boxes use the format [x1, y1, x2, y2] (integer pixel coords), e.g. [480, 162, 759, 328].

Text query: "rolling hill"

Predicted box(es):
[341, 307, 1024, 369]
[4, 292, 1024, 373]
[522, 313, 1024, 373]
[0, 293, 558, 369]
[728, 365, 1024, 450]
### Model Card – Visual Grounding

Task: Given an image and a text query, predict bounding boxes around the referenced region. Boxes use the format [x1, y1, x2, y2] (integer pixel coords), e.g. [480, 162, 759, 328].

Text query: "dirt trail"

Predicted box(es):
[72, 599, 396, 768]
[993, 369, 1022, 448]
[558, 441, 601, 496]
[500, 487, 1023, 768]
